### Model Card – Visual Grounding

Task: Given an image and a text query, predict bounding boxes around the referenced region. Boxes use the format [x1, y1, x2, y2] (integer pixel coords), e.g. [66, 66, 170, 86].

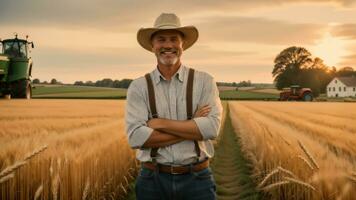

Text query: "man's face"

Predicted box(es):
[151, 30, 184, 66]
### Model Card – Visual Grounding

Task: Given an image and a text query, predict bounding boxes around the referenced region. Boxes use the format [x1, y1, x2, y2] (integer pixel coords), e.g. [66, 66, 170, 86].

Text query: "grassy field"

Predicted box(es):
[31, 84, 280, 100]
[0, 100, 136, 200]
[219, 90, 279, 100]
[32, 85, 127, 99]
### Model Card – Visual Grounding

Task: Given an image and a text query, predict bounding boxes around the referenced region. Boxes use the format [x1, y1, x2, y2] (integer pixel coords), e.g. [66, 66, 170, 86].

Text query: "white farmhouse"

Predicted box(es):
[327, 76, 356, 97]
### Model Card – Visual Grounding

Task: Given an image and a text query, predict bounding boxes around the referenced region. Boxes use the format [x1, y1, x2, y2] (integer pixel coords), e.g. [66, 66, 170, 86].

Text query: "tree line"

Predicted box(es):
[217, 80, 252, 87]
[73, 78, 133, 89]
[32, 78, 133, 89]
[272, 46, 356, 97]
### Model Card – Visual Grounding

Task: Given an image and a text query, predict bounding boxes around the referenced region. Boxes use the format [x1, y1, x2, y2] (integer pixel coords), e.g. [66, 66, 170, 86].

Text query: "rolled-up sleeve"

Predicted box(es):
[125, 81, 153, 149]
[193, 75, 223, 140]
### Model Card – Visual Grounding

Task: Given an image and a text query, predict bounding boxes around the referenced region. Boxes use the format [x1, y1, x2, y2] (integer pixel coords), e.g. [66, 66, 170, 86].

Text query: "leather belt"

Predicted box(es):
[142, 159, 209, 174]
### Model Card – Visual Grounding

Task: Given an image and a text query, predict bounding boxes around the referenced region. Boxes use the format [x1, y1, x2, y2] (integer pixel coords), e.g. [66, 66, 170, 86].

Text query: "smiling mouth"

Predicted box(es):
[159, 48, 178, 55]
[160, 50, 177, 55]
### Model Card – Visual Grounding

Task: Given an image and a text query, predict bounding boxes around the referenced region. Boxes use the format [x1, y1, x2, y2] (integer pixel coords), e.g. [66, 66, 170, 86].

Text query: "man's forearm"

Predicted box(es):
[142, 130, 186, 148]
[148, 119, 203, 140]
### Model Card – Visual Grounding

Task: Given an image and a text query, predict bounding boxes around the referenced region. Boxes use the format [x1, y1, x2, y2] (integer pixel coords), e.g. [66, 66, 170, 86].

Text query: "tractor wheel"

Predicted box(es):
[3, 94, 11, 99]
[11, 80, 32, 99]
[303, 93, 313, 101]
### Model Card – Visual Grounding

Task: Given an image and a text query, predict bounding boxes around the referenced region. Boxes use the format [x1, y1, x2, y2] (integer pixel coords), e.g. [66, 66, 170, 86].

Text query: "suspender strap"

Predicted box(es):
[186, 69, 201, 162]
[186, 68, 194, 120]
[145, 73, 158, 119]
[145, 73, 159, 163]
[145, 68, 201, 164]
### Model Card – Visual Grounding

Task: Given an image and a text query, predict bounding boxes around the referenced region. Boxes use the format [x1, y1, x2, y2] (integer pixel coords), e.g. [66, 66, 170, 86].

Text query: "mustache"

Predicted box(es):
[159, 48, 178, 53]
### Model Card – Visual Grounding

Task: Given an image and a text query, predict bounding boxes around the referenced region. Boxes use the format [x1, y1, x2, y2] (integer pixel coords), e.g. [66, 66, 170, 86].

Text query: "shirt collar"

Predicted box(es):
[152, 65, 185, 85]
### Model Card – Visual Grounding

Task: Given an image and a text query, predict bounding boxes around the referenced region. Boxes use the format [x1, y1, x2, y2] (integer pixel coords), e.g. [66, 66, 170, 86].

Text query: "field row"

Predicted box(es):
[229, 102, 356, 200]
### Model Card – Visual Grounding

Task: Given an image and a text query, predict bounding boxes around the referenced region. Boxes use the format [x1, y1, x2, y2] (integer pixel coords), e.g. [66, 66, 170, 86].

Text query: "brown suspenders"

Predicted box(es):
[145, 68, 201, 164]
[186, 69, 201, 162]
[145, 73, 158, 119]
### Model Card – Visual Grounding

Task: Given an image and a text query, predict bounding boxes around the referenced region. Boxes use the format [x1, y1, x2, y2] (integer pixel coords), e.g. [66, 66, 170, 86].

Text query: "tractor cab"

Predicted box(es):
[0, 34, 34, 58]
[279, 85, 313, 101]
[0, 34, 35, 99]
[290, 85, 301, 95]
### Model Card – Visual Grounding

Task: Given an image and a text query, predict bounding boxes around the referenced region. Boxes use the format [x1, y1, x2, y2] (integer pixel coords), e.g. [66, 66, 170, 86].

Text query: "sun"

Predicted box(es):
[311, 32, 347, 67]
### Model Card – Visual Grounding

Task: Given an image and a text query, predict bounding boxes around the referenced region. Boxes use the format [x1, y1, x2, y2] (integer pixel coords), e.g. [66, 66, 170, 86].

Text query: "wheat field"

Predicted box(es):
[0, 100, 137, 200]
[229, 102, 356, 200]
[2, 100, 355, 200]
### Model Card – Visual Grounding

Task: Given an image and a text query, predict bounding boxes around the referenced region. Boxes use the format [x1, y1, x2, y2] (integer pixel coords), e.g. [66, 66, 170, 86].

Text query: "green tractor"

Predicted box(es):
[0, 34, 34, 99]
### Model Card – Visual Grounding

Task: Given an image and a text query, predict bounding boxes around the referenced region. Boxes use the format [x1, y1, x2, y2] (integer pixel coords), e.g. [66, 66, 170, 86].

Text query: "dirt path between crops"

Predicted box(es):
[211, 105, 260, 200]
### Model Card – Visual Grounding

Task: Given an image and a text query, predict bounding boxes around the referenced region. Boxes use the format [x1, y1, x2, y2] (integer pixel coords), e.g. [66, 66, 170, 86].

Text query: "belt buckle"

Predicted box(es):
[170, 165, 181, 175]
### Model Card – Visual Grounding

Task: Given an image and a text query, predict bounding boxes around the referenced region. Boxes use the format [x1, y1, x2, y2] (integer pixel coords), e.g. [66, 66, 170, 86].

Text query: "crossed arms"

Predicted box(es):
[125, 76, 222, 149]
[142, 105, 211, 148]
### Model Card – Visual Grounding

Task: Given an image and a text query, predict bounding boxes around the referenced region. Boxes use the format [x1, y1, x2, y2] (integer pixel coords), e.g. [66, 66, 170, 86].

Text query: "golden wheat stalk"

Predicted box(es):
[0, 161, 27, 178]
[258, 168, 280, 188]
[82, 177, 90, 200]
[346, 175, 356, 184]
[34, 184, 43, 200]
[284, 177, 316, 191]
[279, 135, 291, 146]
[297, 140, 319, 170]
[0, 172, 14, 184]
[126, 172, 134, 181]
[297, 155, 314, 171]
[258, 166, 297, 188]
[52, 174, 60, 200]
[261, 180, 290, 191]
[336, 183, 351, 200]
[277, 166, 297, 178]
[352, 171, 356, 177]
[24, 145, 48, 161]
[123, 176, 129, 187]
[119, 183, 127, 195]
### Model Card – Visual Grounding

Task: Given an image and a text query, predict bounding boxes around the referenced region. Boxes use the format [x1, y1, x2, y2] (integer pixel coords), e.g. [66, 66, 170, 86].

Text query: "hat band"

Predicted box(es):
[155, 24, 180, 29]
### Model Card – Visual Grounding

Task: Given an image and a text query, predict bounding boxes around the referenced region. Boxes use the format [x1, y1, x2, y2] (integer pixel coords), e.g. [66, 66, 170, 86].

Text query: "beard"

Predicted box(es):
[156, 47, 181, 66]
[158, 55, 178, 65]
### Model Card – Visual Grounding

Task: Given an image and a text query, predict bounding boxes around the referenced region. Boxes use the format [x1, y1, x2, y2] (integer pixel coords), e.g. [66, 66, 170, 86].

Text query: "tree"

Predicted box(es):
[119, 79, 133, 88]
[50, 78, 57, 84]
[272, 46, 313, 89]
[32, 78, 40, 84]
[237, 80, 252, 87]
[85, 81, 95, 86]
[74, 81, 84, 86]
[337, 66, 355, 77]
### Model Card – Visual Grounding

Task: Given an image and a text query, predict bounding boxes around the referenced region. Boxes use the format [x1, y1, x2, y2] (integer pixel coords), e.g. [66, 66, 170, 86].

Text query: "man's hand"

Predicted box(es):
[147, 105, 211, 129]
[145, 105, 212, 141]
[194, 105, 211, 118]
[147, 118, 163, 130]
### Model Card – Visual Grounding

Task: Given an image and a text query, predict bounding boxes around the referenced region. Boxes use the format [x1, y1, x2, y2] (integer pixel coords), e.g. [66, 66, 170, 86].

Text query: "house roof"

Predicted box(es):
[337, 76, 356, 87]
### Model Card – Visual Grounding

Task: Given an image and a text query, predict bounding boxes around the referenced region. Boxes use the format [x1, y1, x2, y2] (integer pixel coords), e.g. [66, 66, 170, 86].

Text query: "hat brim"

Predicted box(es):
[137, 26, 199, 52]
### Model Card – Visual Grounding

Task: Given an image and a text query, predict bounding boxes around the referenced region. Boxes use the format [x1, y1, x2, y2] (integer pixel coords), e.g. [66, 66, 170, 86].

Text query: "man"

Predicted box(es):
[125, 13, 222, 200]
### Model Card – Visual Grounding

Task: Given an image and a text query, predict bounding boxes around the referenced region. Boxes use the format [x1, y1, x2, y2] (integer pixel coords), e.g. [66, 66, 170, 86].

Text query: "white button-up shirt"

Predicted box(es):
[125, 65, 223, 165]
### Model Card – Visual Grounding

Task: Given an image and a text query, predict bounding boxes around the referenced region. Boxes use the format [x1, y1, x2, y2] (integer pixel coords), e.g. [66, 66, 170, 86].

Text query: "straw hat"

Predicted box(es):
[137, 13, 199, 52]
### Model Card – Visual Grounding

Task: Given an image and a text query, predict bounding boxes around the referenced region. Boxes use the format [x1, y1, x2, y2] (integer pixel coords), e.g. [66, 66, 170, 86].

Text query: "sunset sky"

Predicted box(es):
[1, 0, 356, 83]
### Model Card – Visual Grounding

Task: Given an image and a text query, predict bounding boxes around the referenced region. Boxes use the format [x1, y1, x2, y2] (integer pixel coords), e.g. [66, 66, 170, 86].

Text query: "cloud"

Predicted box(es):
[339, 53, 356, 67]
[1, 0, 355, 83]
[331, 24, 356, 40]
[0, 0, 354, 31]
[196, 16, 327, 45]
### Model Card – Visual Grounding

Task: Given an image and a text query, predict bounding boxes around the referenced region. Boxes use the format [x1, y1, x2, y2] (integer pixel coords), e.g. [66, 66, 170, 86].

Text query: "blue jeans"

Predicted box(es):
[135, 166, 217, 200]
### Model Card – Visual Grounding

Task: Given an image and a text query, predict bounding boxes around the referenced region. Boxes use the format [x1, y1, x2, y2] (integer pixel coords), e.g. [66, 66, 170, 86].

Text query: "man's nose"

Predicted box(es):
[162, 40, 174, 48]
